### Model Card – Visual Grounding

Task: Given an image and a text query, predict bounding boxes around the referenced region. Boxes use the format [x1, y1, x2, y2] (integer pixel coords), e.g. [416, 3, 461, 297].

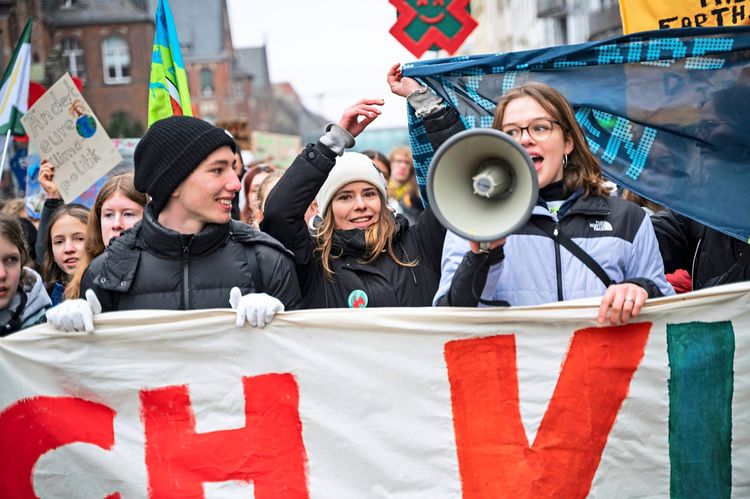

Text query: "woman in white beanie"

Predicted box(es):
[261, 99, 447, 309]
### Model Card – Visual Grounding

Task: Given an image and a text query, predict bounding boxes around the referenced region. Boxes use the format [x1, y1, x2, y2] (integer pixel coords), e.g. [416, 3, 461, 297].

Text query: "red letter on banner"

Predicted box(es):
[445, 323, 651, 498]
[140, 373, 309, 498]
[0, 396, 117, 499]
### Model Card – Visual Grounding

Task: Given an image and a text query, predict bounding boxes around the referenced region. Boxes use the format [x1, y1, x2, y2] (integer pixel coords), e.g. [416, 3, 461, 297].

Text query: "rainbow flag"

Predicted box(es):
[148, 0, 192, 127]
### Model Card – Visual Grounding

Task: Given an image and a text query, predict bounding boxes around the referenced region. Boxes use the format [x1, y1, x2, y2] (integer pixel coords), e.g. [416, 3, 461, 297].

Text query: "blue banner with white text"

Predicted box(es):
[403, 26, 750, 243]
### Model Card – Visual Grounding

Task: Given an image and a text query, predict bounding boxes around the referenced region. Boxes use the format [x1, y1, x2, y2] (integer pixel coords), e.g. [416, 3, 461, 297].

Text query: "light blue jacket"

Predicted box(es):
[434, 192, 675, 307]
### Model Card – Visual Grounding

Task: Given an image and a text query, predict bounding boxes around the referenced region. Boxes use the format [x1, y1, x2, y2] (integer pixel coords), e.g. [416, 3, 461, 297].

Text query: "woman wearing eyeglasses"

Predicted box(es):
[388, 64, 673, 325]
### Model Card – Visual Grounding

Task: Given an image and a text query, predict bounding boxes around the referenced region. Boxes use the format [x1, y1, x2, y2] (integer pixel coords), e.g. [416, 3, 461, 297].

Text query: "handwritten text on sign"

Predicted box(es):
[20, 73, 122, 202]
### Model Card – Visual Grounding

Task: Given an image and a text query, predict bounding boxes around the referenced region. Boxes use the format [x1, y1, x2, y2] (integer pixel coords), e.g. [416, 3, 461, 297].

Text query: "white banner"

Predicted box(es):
[1, 283, 749, 498]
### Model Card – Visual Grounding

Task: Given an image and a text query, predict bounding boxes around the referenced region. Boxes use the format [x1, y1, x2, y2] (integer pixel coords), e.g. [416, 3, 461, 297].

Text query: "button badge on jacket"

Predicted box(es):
[348, 290, 368, 309]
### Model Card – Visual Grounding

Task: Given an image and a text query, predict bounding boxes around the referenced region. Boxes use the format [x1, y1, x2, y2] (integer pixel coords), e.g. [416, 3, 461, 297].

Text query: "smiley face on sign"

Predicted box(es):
[389, 0, 477, 58]
[415, 0, 447, 24]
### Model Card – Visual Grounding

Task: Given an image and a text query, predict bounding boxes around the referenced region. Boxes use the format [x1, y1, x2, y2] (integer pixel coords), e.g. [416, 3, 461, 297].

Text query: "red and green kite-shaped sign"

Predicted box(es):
[389, 0, 478, 58]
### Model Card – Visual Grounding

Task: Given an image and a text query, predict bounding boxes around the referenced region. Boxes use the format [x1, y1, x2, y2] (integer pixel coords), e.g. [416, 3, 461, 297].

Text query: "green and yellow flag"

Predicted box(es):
[148, 0, 192, 127]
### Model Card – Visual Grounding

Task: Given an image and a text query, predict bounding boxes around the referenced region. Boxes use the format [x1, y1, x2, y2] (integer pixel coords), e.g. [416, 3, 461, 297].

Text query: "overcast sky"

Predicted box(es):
[225, 0, 426, 129]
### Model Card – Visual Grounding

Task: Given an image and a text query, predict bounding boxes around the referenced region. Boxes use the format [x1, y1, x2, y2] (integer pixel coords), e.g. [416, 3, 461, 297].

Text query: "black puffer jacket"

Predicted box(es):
[651, 209, 750, 290]
[261, 142, 446, 309]
[81, 206, 302, 311]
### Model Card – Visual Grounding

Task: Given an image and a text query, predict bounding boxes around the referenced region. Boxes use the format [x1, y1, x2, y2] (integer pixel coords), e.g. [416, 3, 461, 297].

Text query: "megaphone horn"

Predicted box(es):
[426, 128, 539, 242]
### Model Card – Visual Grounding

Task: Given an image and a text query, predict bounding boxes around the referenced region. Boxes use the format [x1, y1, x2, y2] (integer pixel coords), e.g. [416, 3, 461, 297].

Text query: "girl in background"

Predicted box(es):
[65, 173, 147, 299]
[362, 150, 391, 178]
[240, 163, 276, 226]
[387, 145, 423, 225]
[41, 205, 88, 305]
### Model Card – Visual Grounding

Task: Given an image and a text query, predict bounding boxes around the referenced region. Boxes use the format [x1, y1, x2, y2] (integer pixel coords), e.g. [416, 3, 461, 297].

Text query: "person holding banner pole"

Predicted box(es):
[387, 64, 673, 325]
[261, 99, 447, 309]
[47, 116, 303, 332]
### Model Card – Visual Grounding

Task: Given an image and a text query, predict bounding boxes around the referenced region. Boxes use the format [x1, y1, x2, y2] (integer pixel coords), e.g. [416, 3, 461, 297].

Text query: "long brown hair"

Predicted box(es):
[65, 173, 147, 299]
[240, 163, 277, 223]
[492, 81, 609, 197]
[0, 214, 30, 287]
[314, 190, 416, 280]
[42, 204, 89, 292]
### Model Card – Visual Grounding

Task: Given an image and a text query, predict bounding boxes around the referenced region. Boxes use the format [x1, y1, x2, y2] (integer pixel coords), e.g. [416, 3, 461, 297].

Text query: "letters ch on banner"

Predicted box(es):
[0, 374, 309, 499]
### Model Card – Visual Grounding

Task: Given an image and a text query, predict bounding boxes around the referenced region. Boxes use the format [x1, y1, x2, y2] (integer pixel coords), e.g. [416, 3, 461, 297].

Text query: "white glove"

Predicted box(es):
[229, 287, 284, 328]
[46, 289, 102, 333]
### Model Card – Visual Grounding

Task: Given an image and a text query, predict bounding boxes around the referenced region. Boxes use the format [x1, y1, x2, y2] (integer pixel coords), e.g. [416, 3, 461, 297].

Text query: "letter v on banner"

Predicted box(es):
[444, 323, 651, 498]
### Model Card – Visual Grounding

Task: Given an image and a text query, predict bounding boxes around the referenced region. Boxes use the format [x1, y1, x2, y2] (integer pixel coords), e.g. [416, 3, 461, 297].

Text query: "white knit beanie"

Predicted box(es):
[316, 152, 388, 215]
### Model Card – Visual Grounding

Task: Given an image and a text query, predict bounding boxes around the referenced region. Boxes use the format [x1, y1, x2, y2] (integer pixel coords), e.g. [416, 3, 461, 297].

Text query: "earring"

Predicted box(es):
[563, 154, 568, 168]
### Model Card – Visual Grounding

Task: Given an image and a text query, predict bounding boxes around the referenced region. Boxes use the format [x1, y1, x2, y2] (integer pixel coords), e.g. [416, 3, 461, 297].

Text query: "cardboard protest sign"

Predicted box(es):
[619, 0, 750, 34]
[251, 130, 301, 168]
[1, 283, 749, 497]
[20, 73, 122, 202]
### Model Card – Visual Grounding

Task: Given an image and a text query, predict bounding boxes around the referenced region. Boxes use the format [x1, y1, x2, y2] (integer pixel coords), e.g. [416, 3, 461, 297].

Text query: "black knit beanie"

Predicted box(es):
[134, 116, 237, 213]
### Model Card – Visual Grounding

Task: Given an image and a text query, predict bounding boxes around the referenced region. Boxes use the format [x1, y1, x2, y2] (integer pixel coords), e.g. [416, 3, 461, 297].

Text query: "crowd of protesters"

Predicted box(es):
[1, 65, 748, 335]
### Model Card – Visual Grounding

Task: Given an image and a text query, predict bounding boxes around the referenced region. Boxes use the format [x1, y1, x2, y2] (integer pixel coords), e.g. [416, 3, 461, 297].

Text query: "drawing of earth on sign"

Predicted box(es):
[70, 100, 97, 138]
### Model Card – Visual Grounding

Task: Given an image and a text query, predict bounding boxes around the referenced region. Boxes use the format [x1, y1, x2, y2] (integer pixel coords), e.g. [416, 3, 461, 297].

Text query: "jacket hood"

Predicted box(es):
[20, 268, 52, 323]
[1, 268, 51, 334]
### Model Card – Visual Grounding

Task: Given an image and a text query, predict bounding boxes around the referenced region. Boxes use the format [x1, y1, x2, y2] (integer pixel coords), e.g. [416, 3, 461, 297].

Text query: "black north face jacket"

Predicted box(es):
[81, 206, 302, 312]
[652, 209, 750, 290]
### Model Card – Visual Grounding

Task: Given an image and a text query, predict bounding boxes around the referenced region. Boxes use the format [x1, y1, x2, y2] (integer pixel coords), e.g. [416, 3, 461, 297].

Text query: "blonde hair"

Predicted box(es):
[1, 198, 28, 218]
[492, 81, 609, 198]
[314, 190, 416, 280]
[387, 145, 421, 209]
[255, 171, 284, 219]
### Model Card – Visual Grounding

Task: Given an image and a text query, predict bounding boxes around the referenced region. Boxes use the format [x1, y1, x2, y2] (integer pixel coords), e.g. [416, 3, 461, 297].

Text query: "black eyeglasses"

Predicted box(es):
[501, 118, 561, 142]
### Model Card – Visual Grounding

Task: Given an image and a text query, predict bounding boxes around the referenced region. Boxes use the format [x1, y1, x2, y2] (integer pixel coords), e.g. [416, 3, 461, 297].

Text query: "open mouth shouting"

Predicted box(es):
[530, 155, 544, 170]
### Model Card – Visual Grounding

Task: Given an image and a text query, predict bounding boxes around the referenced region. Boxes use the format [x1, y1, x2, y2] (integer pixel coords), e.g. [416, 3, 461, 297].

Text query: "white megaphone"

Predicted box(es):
[426, 128, 538, 242]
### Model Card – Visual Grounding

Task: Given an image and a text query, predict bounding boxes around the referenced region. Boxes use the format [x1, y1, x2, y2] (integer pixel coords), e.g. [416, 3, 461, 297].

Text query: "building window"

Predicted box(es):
[200, 68, 215, 97]
[233, 80, 244, 99]
[61, 0, 77, 8]
[101, 36, 131, 84]
[61, 38, 84, 77]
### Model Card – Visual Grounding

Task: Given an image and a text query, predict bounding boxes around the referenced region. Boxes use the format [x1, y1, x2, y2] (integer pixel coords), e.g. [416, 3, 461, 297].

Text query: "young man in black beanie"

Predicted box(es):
[47, 116, 302, 332]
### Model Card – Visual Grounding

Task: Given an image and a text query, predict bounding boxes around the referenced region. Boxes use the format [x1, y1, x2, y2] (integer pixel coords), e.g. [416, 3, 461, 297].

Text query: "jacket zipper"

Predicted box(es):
[182, 243, 190, 309]
[553, 223, 563, 301]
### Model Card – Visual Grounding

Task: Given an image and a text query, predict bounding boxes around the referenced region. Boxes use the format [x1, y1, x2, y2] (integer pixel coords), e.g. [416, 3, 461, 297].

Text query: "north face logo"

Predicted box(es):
[589, 220, 613, 232]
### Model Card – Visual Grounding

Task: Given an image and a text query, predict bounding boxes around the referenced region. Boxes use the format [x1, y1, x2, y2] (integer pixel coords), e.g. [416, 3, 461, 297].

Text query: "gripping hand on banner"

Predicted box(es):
[229, 287, 284, 328]
[597, 283, 648, 326]
[47, 289, 102, 333]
